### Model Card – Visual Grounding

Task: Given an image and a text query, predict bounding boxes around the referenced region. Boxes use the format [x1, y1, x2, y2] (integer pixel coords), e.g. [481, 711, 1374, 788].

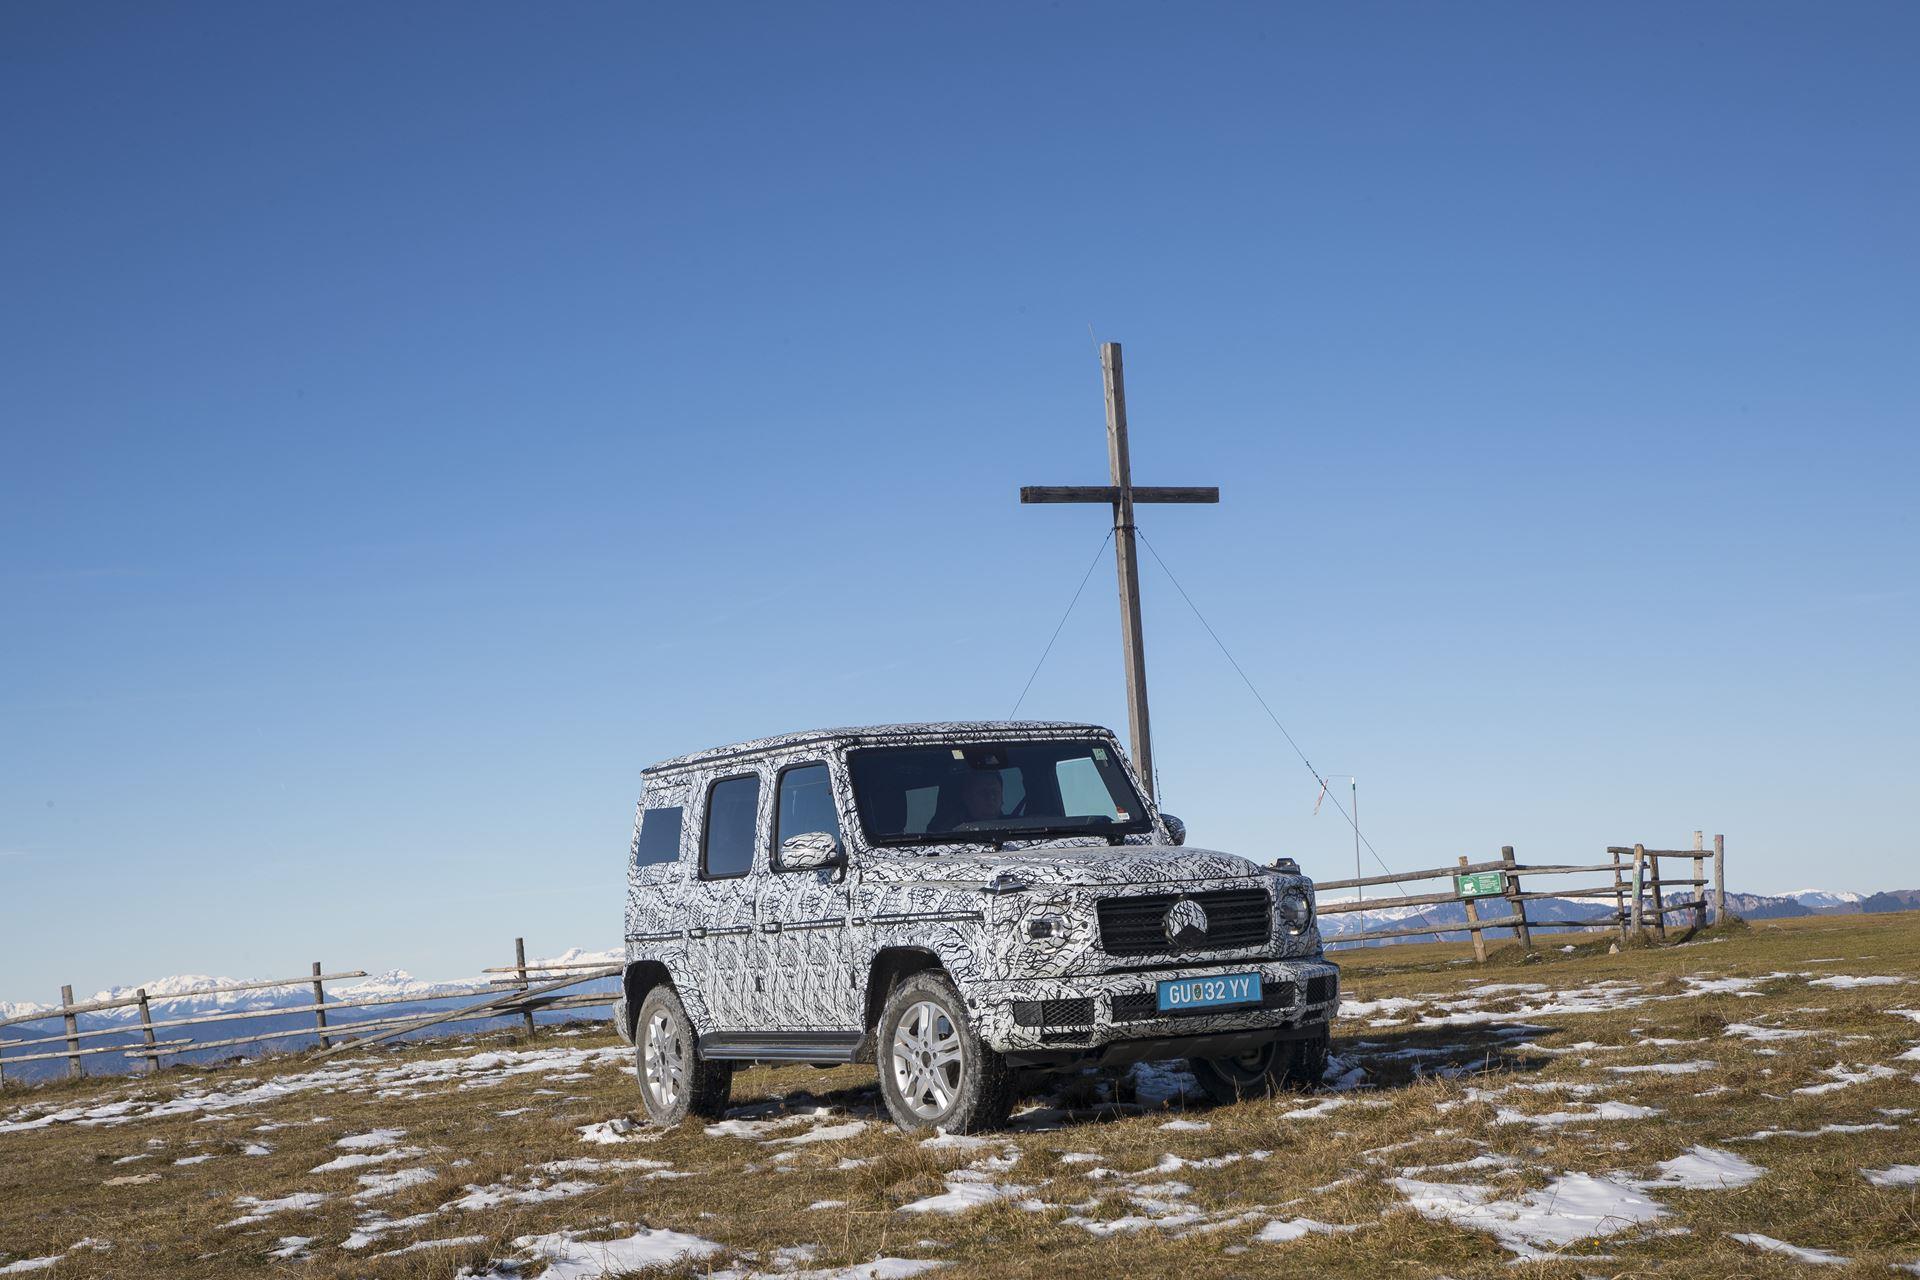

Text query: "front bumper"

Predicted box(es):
[971, 957, 1339, 1060]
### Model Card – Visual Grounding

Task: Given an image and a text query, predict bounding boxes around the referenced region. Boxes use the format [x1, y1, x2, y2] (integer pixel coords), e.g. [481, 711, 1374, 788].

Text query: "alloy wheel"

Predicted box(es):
[890, 999, 964, 1120]
[643, 1010, 685, 1111]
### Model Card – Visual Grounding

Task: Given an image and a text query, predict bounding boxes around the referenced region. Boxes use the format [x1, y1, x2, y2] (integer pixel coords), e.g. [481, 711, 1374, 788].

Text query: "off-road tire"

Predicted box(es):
[634, 986, 732, 1126]
[875, 970, 1016, 1134]
[1189, 1030, 1329, 1106]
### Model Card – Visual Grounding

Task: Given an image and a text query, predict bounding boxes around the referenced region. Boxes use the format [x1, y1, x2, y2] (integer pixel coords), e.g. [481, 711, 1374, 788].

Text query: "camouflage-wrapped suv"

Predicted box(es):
[613, 721, 1339, 1132]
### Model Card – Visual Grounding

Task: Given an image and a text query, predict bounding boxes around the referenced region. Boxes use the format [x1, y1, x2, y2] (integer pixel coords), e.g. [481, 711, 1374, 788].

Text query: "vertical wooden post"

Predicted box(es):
[61, 985, 82, 1080]
[1648, 850, 1667, 940]
[1691, 830, 1708, 931]
[515, 938, 536, 1040]
[1630, 844, 1646, 934]
[136, 988, 157, 1073]
[311, 962, 331, 1050]
[1500, 846, 1531, 951]
[1101, 343, 1155, 798]
[1713, 833, 1726, 923]
[1611, 848, 1628, 939]
[1458, 855, 1487, 963]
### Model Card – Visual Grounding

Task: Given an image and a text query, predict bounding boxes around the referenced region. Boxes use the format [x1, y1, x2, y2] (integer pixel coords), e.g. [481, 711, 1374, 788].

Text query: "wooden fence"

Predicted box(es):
[1314, 832, 1727, 962]
[1, 835, 1732, 1083]
[0, 939, 618, 1088]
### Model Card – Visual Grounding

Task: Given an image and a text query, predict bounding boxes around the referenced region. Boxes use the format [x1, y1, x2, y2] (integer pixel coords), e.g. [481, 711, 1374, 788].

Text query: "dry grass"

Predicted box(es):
[4, 912, 1918, 1277]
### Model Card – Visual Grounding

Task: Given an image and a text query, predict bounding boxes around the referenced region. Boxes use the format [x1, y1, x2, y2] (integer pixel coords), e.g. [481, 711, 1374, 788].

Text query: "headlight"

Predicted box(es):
[1278, 888, 1313, 934]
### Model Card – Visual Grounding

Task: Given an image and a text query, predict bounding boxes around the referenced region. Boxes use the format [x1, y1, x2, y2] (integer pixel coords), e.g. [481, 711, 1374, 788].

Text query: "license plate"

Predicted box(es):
[1157, 972, 1262, 1012]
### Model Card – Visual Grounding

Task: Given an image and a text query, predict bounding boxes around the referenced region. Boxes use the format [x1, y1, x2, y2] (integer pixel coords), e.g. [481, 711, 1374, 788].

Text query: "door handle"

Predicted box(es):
[688, 927, 708, 940]
[761, 921, 782, 934]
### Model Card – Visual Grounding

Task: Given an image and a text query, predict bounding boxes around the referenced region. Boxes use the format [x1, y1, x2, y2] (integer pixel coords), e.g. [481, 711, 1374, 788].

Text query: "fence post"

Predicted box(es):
[1611, 848, 1628, 939]
[1691, 831, 1708, 931]
[515, 938, 536, 1040]
[136, 988, 157, 1073]
[60, 985, 82, 1080]
[1713, 833, 1726, 923]
[1500, 846, 1532, 951]
[1630, 844, 1645, 934]
[1648, 849, 1668, 940]
[1458, 855, 1487, 963]
[311, 962, 332, 1050]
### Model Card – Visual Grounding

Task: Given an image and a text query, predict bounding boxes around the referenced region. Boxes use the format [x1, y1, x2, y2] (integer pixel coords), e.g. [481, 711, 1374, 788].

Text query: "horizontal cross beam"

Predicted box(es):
[1019, 485, 1219, 505]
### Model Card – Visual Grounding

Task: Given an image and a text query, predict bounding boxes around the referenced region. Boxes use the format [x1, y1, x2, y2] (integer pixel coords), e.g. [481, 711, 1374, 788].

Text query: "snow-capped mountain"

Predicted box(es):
[1773, 889, 1865, 912]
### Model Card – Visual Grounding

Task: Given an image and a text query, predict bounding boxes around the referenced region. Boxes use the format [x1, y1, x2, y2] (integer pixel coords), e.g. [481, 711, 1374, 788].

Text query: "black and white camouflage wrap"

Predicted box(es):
[623, 722, 1338, 1055]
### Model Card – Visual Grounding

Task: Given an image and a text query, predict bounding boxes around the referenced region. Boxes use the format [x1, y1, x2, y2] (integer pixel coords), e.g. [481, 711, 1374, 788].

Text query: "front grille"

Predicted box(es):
[1096, 889, 1271, 956]
[1304, 973, 1338, 1005]
[1110, 982, 1295, 1023]
[1011, 997, 1095, 1028]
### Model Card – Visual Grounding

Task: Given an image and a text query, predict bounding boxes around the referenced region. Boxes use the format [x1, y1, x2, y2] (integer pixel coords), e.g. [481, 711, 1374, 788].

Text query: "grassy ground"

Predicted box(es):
[3, 912, 1918, 1278]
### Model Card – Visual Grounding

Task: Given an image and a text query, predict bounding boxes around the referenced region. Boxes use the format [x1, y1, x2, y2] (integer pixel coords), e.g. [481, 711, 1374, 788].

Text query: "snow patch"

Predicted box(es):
[221, 1192, 328, 1227]
[1863, 1164, 1920, 1188]
[1393, 1172, 1665, 1258]
[1641, 1146, 1763, 1190]
[1252, 1217, 1359, 1243]
[469, 1226, 721, 1279]
[1728, 1233, 1849, 1265]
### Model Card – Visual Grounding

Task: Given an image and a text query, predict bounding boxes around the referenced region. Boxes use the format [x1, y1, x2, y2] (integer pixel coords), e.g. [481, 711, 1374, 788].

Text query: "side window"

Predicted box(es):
[702, 774, 761, 879]
[634, 807, 685, 867]
[773, 763, 840, 868]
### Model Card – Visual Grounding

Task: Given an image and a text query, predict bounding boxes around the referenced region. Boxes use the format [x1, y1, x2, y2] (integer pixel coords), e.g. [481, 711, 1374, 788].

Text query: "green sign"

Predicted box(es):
[1456, 871, 1504, 898]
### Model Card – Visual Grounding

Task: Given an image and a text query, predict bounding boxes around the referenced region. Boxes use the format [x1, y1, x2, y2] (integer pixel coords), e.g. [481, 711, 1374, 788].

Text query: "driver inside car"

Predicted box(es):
[941, 769, 1005, 830]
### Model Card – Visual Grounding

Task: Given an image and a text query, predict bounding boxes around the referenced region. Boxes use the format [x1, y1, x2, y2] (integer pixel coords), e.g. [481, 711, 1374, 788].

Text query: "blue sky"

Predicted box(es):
[3, 3, 1915, 1000]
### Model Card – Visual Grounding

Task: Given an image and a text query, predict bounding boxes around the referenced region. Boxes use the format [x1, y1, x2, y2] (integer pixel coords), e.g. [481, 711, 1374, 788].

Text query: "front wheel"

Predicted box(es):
[1190, 1030, 1328, 1106]
[875, 971, 1015, 1133]
[634, 986, 732, 1126]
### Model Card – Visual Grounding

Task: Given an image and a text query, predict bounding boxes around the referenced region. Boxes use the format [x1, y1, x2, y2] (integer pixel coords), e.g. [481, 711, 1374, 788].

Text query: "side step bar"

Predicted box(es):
[698, 1031, 867, 1063]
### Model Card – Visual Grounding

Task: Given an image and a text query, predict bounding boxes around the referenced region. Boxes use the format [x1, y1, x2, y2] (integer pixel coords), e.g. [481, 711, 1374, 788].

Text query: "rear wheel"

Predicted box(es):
[1189, 1030, 1328, 1106]
[634, 986, 732, 1126]
[875, 971, 1015, 1133]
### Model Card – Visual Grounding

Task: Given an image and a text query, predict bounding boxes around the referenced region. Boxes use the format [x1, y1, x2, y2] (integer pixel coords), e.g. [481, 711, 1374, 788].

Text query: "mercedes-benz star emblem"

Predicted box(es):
[1163, 897, 1210, 948]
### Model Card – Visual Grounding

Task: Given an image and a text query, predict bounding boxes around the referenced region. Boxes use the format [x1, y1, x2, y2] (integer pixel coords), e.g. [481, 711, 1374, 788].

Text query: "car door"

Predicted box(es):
[681, 770, 764, 1032]
[757, 760, 859, 1030]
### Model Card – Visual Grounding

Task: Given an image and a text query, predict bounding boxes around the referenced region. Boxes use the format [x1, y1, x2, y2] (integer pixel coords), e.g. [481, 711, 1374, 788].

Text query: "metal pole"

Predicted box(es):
[1101, 342, 1154, 798]
[1352, 778, 1361, 902]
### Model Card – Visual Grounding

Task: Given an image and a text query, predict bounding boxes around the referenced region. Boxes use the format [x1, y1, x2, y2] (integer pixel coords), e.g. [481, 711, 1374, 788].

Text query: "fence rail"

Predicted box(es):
[0, 939, 618, 1089]
[1313, 832, 1727, 962]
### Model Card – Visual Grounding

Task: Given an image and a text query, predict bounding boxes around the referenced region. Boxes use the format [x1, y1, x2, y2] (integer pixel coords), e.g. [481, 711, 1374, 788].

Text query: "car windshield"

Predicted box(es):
[847, 739, 1151, 846]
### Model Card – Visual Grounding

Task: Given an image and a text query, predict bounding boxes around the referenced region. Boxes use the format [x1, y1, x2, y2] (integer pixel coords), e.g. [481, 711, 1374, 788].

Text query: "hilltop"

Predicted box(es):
[2, 913, 1917, 1277]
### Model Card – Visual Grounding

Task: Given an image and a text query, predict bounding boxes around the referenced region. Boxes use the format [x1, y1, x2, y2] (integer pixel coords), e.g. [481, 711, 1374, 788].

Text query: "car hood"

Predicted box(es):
[861, 842, 1284, 889]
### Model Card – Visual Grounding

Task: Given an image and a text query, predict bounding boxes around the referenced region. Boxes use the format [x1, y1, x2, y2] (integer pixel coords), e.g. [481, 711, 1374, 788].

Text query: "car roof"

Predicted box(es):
[641, 720, 1112, 776]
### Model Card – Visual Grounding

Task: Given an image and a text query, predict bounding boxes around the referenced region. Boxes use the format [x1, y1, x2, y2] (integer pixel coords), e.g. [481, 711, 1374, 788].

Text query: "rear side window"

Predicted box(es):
[702, 775, 761, 878]
[634, 807, 684, 867]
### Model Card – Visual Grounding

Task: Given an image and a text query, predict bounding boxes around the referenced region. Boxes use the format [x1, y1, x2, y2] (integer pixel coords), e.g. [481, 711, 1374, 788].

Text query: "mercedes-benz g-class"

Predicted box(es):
[613, 721, 1338, 1132]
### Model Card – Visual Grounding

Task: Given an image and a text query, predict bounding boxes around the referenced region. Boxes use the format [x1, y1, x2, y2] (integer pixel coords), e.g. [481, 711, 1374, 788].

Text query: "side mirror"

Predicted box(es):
[1162, 814, 1187, 847]
[777, 831, 844, 872]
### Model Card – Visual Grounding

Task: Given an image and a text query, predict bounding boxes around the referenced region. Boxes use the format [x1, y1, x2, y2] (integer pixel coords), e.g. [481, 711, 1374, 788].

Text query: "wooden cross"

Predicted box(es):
[1020, 342, 1218, 799]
